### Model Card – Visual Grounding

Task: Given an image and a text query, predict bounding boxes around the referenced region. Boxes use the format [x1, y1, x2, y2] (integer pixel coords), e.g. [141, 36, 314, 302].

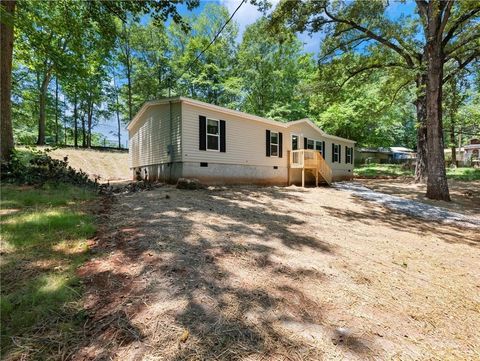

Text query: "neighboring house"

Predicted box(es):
[464, 140, 480, 168]
[127, 96, 355, 186]
[355, 148, 391, 164]
[355, 147, 415, 164]
[444, 139, 480, 167]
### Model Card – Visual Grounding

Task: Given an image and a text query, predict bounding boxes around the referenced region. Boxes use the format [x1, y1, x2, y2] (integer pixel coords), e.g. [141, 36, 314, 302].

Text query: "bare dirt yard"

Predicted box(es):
[357, 178, 480, 217]
[75, 185, 480, 360]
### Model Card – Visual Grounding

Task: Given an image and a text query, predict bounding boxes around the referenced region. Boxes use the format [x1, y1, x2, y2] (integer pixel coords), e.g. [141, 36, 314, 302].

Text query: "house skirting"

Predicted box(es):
[133, 162, 353, 185]
[182, 162, 288, 185]
[132, 162, 183, 183]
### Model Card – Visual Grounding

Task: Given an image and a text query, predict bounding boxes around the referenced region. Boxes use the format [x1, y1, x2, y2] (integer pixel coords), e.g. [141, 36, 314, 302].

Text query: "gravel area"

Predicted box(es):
[334, 182, 480, 229]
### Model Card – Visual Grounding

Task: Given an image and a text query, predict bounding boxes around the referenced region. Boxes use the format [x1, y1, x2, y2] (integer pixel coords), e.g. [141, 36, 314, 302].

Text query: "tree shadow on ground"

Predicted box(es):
[74, 186, 378, 360]
[322, 197, 480, 247]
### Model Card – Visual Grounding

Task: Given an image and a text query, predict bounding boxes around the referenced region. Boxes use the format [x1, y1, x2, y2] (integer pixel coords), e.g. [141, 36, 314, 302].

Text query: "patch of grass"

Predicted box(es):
[354, 163, 413, 178]
[1, 182, 94, 209]
[355, 163, 480, 181]
[0, 184, 96, 359]
[446, 167, 480, 181]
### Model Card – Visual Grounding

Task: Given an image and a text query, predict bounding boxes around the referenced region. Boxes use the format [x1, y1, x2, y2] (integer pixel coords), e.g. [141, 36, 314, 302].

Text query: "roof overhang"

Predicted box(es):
[287, 118, 356, 144]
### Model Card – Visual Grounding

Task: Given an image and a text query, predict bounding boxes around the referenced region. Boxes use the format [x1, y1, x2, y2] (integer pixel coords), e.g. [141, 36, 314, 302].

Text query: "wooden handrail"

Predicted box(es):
[289, 149, 332, 185]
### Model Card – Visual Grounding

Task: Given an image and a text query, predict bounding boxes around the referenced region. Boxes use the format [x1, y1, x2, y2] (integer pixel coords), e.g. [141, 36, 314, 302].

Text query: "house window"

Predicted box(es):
[207, 118, 219, 151]
[346, 147, 352, 164]
[334, 144, 339, 162]
[307, 139, 315, 150]
[315, 140, 323, 153]
[292, 135, 299, 150]
[270, 131, 279, 157]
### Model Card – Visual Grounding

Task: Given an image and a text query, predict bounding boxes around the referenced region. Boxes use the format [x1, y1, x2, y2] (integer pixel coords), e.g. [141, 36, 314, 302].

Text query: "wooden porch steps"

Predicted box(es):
[288, 149, 332, 187]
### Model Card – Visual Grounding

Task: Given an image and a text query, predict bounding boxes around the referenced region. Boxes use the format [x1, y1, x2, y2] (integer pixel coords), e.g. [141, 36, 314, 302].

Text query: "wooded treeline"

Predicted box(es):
[1, 0, 479, 200]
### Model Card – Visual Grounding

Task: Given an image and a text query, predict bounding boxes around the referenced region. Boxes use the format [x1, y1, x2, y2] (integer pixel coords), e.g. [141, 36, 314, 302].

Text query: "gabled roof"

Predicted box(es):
[286, 118, 355, 143]
[127, 96, 355, 144]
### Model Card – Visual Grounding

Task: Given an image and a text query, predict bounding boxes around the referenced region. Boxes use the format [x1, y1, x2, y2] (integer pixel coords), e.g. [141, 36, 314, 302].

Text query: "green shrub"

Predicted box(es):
[1, 147, 98, 188]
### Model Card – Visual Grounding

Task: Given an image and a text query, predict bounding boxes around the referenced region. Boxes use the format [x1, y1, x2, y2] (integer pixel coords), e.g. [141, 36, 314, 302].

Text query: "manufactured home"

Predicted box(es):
[127, 97, 355, 186]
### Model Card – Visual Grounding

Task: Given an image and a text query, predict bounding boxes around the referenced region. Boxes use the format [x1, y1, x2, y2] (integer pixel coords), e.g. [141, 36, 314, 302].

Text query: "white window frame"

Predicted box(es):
[334, 144, 339, 162]
[307, 139, 315, 150]
[346, 147, 352, 164]
[206, 118, 220, 152]
[315, 140, 323, 153]
[291, 134, 299, 151]
[270, 131, 279, 157]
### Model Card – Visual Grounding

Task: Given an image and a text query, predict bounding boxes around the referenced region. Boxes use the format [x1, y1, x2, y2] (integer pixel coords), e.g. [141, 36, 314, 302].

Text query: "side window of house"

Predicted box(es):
[346, 146, 353, 164]
[292, 135, 299, 150]
[199, 115, 226, 152]
[270, 131, 279, 156]
[266, 130, 283, 158]
[315, 140, 322, 153]
[307, 139, 315, 150]
[332, 144, 339, 162]
[207, 119, 219, 151]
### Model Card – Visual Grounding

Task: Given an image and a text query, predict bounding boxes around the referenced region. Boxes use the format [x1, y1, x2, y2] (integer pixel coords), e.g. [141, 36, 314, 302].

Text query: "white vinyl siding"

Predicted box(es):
[182, 102, 286, 167]
[129, 102, 182, 168]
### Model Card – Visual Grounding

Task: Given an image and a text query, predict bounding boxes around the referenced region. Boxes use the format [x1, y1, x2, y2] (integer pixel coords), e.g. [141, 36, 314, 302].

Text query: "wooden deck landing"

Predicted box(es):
[288, 150, 332, 187]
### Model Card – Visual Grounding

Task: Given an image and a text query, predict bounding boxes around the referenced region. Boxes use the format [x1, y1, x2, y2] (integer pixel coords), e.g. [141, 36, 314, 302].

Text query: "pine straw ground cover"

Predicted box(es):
[0, 184, 97, 360]
[74, 184, 479, 360]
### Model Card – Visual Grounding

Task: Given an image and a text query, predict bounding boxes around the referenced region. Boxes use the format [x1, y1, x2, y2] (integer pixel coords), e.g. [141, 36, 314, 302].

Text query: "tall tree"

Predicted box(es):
[1, 0, 198, 155]
[415, 0, 479, 199]
[237, 18, 315, 120]
[0, 0, 16, 162]
[169, 3, 239, 106]
[118, 21, 134, 121]
[270, 0, 480, 200]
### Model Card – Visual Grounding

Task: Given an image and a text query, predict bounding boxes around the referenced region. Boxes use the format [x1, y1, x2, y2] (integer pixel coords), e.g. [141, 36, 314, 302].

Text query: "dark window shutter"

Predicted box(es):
[279, 132, 283, 158]
[345, 145, 348, 163]
[322, 141, 325, 159]
[199, 116, 206, 151]
[304, 137, 308, 149]
[351, 147, 354, 164]
[266, 130, 271, 157]
[332, 143, 335, 162]
[220, 120, 226, 152]
[339, 145, 342, 163]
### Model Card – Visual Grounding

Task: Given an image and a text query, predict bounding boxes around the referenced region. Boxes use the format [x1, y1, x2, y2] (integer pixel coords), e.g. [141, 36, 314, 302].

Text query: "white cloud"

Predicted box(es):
[219, 0, 319, 55]
[219, 0, 279, 39]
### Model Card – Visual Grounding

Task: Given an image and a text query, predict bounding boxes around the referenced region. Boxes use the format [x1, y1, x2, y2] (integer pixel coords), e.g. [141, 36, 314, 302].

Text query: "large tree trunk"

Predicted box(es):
[73, 94, 78, 147]
[0, 0, 16, 163]
[450, 122, 456, 167]
[81, 111, 86, 148]
[87, 98, 93, 148]
[126, 60, 133, 121]
[113, 73, 122, 149]
[37, 71, 52, 145]
[415, 74, 428, 183]
[54, 77, 59, 144]
[425, 38, 450, 201]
